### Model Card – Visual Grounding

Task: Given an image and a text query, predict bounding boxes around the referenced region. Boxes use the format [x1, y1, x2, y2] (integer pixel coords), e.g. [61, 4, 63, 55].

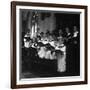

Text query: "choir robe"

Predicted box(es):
[55, 45, 66, 72]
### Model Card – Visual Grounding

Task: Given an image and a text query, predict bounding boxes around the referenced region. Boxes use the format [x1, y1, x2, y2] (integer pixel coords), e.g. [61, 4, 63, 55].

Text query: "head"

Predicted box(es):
[59, 29, 62, 34]
[40, 32, 44, 37]
[37, 36, 41, 41]
[73, 26, 78, 32]
[58, 29, 63, 36]
[65, 27, 70, 33]
[49, 35, 53, 41]
[58, 37, 64, 45]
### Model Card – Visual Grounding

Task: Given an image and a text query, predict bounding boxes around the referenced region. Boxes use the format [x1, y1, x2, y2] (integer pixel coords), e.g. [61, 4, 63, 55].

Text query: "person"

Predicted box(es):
[38, 46, 46, 59]
[31, 37, 37, 48]
[72, 26, 79, 44]
[59, 29, 63, 36]
[56, 50, 66, 72]
[54, 35, 66, 72]
[46, 30, 50, 37]
[36, 28, 41, 37]
[23, 30, 31, 60]
[42, 33, 49, 44]
[36, 36, 41, 42]
[64, 27, 72, 44]
[40, 32, 44, 38]
[72, 26, 80, 74]
[24, 29, 30, 38]
[24, 30, 31, 48]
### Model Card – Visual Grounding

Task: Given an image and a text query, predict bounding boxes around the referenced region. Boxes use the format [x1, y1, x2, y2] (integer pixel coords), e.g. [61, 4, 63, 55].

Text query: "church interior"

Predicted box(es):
[20, 9, 80, 78]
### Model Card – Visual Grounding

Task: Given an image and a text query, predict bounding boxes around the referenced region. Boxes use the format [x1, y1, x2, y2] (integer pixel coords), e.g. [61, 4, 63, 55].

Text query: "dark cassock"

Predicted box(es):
[63, 32, 74, 74]
[72, 30, 80, 75]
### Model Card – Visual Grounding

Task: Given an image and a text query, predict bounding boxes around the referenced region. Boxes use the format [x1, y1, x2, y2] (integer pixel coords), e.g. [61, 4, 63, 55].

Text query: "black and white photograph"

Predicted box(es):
[20, 9, 80, 78]
[11, 1, 87, 89]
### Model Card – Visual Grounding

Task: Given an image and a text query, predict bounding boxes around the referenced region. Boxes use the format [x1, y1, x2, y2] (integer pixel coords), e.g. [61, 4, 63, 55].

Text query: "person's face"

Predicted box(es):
[59, 29, 62, 33]
[37, 37, 40, 41]
[59, 38, 64, 44]
[73, 26, 77, 32]
[59, 29, 62, 36]
[40, 33, 44, 37]
[65, 27, 69, 33]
